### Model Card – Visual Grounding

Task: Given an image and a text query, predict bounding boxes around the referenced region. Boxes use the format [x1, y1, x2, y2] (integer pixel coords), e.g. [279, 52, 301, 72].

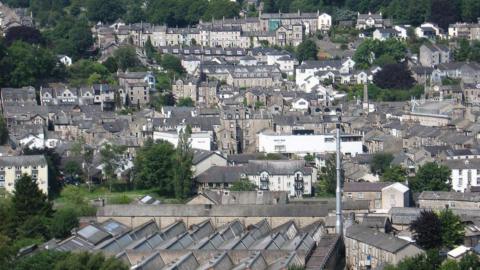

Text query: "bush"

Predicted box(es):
[108, 194, 133, 204]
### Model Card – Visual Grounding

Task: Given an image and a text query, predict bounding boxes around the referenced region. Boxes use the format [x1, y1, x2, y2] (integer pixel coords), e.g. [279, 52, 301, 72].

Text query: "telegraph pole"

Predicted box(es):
[335, 121, 343, 236]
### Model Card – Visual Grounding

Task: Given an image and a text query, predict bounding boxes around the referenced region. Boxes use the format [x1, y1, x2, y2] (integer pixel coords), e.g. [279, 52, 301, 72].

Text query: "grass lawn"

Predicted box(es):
[54, 185, 184, 207]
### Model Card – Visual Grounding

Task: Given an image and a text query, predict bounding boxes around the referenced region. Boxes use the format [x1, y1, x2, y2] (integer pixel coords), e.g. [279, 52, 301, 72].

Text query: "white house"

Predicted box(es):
[153, 130, 213, 151]
[18, 133, 59, 150]
[57, 55, 72, 66]
[291, 98, 310, 111]
[394, 25, 409, 39]
[415, 22, 443, 39]
[318, 13, 332, 31]
[257, 131, 363, 156]
[181, 56, 202, 75]
[445, 159, 480, 192]
[246, 160, 317, 197]
[0, 155, 49, 195]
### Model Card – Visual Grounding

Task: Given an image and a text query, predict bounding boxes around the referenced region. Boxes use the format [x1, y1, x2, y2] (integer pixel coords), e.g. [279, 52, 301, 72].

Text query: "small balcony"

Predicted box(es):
[294, 176, 304, 191]
[260, 176, 269, 190]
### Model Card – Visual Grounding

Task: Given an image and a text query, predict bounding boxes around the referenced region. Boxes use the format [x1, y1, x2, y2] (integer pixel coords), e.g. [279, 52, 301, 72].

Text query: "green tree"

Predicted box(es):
[440, 259, 460, 270]
[230, 179, 257, 191]
[177, 97, 195, 107]
[14, 250, 128, 270]
[24, 148, 62, 198]
[304, 153, 315, 163]
[370, 152, 394, 175]
[354, 39, 407, 69]
[381, 165, 407, 182]
[49, 208, 79, 239]
[100, 144, 127, 191]
[0, 234, 14, 270]
[438, 209, 464, 249]
[202, 0, 241, 21]
[114, 46, 140, 71]
[134, 139, 176, 191]
[86, 0, 126, 23]
[0, 117, 9, 145]
[458, 253, 480, 270]
[103, 57, 118, 73]
[316, 155, 336, 196]
[2, 41, 60, 87]
[296, 39, 317, 63]
[12, 175, 53, 222]
[144, 37, 156, 60]
[172, 127, 194, 199]
[410, 210, 443, 249]
[454, 39, 471, 61]
[409, 162, 451, 192]
[63, 160, 82, 178]
[160, 54, 186, 75]
[384, 249, 444, 270]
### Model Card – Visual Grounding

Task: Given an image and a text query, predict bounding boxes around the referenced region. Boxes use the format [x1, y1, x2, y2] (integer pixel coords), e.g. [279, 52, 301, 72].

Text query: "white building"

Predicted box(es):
[57, 55, 72, 66]
[445, 159, 480, 192]
[318, 13, 332, 31]
[246, 160, 317, 197]
[154, 131, 213, 151]
[267, 53, 298, 76]
[415, 22, 443, 39]
[18, 133, 59, 150]
[0, 155, 49, 195]
[257, 131, 363, 156]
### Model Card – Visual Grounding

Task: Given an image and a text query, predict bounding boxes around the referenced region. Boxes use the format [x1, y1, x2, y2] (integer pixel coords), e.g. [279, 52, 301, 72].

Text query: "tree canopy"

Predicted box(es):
[373, 63, 415, 90]
[177, 97, 195, 107]
[0, 41, 62, 87]
[410, 210, 443, 249]
[134, 139, 176, 191]
[409, 162, 451, 192]
[14, 250, 128, 270]
[230, 179, 257, 191]
[438, 209, 465, 249]
[354, 39, 407, 69]
[296, 39, 317, 63]
[381, 165, 407, 182]
[370, 152, 394, 175]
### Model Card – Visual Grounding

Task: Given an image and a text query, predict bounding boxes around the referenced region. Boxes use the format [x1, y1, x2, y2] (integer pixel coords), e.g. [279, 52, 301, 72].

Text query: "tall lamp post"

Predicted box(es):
[335, 120, 343, 236]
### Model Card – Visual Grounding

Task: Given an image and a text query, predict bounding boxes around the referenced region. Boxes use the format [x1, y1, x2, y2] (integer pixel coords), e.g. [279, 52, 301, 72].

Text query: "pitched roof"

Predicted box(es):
[419, 191, 480, 202]
[345, 225, 414, 253]
[343, 182, 393, 192]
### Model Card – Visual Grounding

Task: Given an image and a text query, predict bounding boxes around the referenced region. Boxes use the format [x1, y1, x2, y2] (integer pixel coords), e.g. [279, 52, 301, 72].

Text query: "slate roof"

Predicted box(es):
[0, 155, 47, 167]
[343, 182, 393, 192]
[345, 225, 413, 253]
[195, 166, 245, 183]
[419, 191, 480, 202]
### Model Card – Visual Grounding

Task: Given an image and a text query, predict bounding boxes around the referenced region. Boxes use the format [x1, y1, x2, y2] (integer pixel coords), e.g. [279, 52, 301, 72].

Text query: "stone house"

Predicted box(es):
[345, 225, 424, 270]
[419, 43, 450, 67]
[356, 12, 390, 30]
[218, 107, 272, 154]
[343, 182, 410, 211]
[418, 191, 480, 209]
[1, 86, 37, 108]
[191, 149, 227, 177]
[0, 155, 49, 195]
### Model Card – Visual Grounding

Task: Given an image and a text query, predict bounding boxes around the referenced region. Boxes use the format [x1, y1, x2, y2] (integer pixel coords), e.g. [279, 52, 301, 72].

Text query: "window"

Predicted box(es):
[358, 192, 364, 199]
[347, 193, 353, 199]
